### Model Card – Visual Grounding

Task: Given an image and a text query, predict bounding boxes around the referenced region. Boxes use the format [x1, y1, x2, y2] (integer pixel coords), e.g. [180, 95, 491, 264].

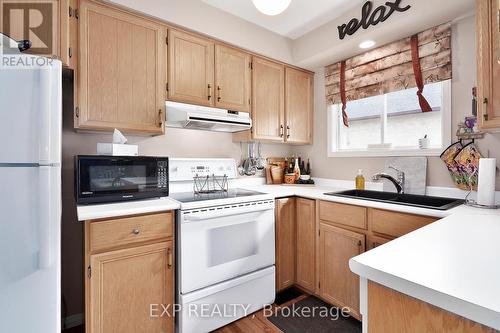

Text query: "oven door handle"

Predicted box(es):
[183, 205, 273, 222]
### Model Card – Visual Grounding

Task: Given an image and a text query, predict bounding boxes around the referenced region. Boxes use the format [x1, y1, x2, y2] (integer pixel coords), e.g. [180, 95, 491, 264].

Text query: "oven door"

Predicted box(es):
[178, 200, 275, 294]
[76, 156, 167, 204]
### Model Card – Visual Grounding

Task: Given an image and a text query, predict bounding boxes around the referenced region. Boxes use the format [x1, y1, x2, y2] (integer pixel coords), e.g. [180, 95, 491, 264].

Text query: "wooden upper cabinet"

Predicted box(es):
[215, 45, 251, 112]
[275, 198, 296, 291]
[319, 223, 364, 320]
[77, 0, 165, 134]
[477, 0, 500, 129]
[89, 241, 174, 333]
[252, 57, 285, 141]
[295, 198, 316, 293]
[168, 29, 214, 106]
[285, 68, 313, 144]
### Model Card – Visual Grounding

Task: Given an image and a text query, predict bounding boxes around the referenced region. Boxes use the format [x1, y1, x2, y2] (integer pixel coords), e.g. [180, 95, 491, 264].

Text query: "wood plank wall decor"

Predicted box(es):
[325, 22, 452, 106]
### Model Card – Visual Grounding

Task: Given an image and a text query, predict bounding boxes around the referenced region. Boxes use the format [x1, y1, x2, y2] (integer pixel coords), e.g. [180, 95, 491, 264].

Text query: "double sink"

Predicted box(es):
[325, 190, 463, 211]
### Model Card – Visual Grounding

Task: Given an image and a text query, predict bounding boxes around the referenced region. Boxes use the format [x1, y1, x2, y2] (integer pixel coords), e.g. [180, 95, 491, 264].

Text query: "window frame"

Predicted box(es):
[327, 80, 452, 158]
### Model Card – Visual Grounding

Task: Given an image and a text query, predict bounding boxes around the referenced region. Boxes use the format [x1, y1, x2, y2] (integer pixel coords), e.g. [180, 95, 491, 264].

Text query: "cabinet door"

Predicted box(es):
[59, 0, 78, 68]
[275, 198, 296, 291]
[285, 68, 313, 144]
[78, 0, 165, 134]
[295, 198, 316, 292]
[215, 45, 251, 112]
[0, 0, 60, 59]
[252, 57, 285, 141]
[367, 234, 393, 250]
[89, 241, 174, 333]
[477, 0, 500, 129]
[168, 29, 214, 106]
[319, 223, 364, 319]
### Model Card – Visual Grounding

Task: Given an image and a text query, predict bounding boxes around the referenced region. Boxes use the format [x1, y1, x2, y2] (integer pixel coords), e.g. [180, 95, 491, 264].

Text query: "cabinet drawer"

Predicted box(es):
[319, 201, 367, 230]
[89, 212, 173, 253]
[369, 209, 436, 238]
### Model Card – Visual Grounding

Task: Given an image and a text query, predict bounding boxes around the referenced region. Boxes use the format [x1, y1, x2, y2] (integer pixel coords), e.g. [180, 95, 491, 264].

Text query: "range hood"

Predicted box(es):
[165, 101, 252, 133]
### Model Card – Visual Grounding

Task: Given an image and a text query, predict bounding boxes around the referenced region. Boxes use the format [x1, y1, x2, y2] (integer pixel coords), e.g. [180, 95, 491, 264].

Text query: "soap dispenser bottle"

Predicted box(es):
[355, 169, 365, 190]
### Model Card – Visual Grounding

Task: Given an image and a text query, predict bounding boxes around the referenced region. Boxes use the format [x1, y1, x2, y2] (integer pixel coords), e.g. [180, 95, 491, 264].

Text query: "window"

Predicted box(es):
[328, 80, 451, 157]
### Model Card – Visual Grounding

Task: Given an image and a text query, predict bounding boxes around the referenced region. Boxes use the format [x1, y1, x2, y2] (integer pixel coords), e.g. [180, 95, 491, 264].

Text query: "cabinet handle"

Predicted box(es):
[372, 242, 379, 249]
[132, 228, 140, 235]
[217, 86, 222, 102]
[158, 108, 163, 127]
[167, 248, 173, 269]
[279, 125, 284, 137]
[358, 240, 362, 248]
[483, 97, 489, 121]
[208, 84, 212, 101]
[286, 125, 290, 139]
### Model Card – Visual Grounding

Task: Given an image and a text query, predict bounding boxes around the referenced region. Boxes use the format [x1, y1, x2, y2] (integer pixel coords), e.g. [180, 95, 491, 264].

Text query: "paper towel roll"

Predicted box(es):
[477, 158, 497, 206]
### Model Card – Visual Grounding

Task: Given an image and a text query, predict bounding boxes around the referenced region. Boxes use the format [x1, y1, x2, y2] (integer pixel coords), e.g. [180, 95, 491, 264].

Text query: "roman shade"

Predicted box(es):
[325, 22, 452, 126]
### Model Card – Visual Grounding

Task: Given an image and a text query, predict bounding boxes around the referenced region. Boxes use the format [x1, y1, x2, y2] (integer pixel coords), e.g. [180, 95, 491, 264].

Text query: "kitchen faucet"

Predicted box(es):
[372, 166, 406, 194]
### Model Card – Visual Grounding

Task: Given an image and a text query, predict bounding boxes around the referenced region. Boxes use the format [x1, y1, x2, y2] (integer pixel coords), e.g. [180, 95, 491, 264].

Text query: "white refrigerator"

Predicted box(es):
[0, 53, 62, 332]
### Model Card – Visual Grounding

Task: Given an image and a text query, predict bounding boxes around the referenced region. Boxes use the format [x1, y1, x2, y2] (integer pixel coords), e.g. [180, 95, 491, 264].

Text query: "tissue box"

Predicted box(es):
[97, 143, 138, 156]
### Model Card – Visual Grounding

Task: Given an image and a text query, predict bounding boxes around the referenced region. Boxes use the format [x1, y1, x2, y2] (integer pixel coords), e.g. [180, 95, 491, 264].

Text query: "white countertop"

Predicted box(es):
[76, 179, 500, 329]
[350, 206, 500, 330]
[77, 197, 180, 221]
[77, 183, 455, 221]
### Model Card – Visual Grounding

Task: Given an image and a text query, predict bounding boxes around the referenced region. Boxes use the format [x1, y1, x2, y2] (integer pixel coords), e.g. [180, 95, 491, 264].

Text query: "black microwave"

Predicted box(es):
[75, 155, 169, 204]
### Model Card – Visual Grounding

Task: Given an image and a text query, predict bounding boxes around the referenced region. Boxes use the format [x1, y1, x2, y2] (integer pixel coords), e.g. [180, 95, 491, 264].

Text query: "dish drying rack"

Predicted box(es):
[193, 174, 228, 194]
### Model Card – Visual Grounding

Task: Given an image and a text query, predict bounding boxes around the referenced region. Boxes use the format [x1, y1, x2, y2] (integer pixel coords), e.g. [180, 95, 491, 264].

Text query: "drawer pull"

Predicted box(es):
[132, 228, 140, 235]
[167, 248, 173, 269]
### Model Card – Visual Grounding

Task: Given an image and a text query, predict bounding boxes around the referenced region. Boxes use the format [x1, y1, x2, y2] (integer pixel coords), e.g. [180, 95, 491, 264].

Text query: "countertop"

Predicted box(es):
[77, 197, 181, 221]
[77, 183, 456, 221]
[76, 181, 500, 329]
[349, 206, 500, 330]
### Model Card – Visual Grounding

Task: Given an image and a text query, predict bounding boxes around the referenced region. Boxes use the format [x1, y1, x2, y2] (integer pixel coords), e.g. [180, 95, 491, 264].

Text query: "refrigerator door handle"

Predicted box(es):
[38, 68, 52, 164]
[38, 166, 52, 269]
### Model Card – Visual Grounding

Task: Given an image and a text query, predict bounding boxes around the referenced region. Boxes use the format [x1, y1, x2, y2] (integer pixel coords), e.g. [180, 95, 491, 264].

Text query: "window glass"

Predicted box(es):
[385, 82, 443, 147]
[330, 80, 449, 155]
[339, 95, 383, 150]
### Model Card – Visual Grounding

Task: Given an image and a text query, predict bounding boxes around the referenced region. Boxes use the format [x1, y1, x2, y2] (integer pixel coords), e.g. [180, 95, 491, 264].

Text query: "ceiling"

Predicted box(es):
[201, 0, 366, 39]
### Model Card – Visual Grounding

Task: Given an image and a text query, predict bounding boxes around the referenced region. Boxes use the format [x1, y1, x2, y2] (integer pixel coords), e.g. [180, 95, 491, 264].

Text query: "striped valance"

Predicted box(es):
[325, 22, 452, 107]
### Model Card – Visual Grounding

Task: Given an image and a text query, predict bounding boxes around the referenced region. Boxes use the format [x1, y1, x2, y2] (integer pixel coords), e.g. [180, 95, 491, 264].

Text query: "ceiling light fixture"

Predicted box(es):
[252, 0, 291, 16]
[359, 40, 376, 49]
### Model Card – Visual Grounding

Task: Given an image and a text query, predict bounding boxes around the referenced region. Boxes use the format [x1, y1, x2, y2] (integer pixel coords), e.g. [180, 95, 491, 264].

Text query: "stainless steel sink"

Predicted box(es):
[324, 190, 463, 210]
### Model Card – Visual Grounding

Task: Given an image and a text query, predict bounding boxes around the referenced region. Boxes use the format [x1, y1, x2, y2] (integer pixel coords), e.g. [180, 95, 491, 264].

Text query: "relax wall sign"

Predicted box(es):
[338, 0, 411, 40]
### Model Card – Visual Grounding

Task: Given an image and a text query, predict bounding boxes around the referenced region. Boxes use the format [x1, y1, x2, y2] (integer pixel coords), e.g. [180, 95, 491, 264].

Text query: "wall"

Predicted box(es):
[292, 0, 475, 69]
[295, 15, 500, 190]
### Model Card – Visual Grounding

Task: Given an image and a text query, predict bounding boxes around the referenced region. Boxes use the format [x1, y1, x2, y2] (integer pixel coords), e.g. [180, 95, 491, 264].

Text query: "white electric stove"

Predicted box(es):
[169, 158, 276, 333]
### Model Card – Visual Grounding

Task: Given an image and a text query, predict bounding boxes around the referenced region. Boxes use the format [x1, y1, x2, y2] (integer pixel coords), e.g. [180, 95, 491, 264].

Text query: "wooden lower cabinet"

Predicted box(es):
[275, 198, 296, 291]
[368, 282, 496, 333]
[319, 222, 365, 319]
[89, 242, 173, 333]
[367, 234, 393, 250]
[295, 198, 316, 292]
[85, 212, 174, 333]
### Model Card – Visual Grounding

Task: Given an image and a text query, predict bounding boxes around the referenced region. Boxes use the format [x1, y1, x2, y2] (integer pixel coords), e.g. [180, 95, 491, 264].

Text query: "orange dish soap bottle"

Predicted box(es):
[355, 169, 365, 190]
